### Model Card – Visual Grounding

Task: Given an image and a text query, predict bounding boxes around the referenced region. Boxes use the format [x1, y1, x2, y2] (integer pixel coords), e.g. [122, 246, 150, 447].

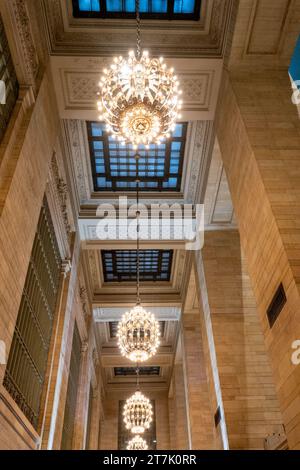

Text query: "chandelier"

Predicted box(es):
[123, 390, 153, 434]
[117, 304, 160, 362]
[97, 0, 182, 148]
[127, 435, 148, 450]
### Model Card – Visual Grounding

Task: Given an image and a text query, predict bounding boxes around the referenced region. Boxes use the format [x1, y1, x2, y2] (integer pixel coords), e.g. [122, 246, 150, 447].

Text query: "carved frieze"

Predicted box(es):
[79, 284, 91, 323]
[51, 155, 71, 237]
[9, 0, 39, 85]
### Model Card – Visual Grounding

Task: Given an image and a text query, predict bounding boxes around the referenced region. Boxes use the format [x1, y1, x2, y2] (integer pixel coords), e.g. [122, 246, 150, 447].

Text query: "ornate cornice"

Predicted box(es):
[46, 154, 72, 259]
[3, 0, 39, 86]
[183, 121, 214, 204]
[51, 56, 223, 121]
[50, 155, 71, 237]
[79, 284, 90, 323]
[61, 259, 72, 277]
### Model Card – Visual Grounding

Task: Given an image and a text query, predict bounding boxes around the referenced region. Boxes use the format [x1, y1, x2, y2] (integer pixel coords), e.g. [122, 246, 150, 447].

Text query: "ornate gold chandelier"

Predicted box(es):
[123, 390, 153, 434]
[97, 0, 182, 149]
[117, 304, 160, 362]
[127, 435, 148, 450]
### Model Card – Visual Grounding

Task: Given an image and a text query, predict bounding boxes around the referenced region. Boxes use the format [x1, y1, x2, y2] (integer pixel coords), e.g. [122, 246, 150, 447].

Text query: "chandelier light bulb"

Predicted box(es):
[117, 305, 161, 363]
[97, 50, 182, 148]
[127, 435, 148, 450]
[123, 391, 153, 434]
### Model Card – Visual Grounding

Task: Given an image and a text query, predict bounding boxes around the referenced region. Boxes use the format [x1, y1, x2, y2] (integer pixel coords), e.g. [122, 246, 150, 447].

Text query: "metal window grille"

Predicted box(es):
[3, 198, 61, 429]
[0, 14, 19, 143]
[88, 121, 187, 192]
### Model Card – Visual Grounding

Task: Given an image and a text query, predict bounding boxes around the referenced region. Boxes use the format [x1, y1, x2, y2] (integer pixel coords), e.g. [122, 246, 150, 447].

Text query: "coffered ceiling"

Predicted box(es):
[51, 55, 223, 121]
[82, 248, 189, 305]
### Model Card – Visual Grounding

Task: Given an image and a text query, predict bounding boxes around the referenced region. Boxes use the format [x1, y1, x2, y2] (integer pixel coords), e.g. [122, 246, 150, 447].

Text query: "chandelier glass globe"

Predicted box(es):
[127, 435, 148, 450]
[97, 50, 182, 148]
[123, 390, 153, 434]
[117, 304, 161, 362]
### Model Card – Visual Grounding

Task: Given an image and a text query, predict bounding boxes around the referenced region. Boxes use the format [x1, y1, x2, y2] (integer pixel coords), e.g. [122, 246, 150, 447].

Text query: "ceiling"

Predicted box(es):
[43, 0, 300, 392]
[45, 0, 239, 392]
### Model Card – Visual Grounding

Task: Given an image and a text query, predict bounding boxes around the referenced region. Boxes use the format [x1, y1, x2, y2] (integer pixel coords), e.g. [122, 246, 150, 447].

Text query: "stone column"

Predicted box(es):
[43, 235, 80, 450]
[197, 230, 284, 449]
[72, 340, 90, 450]
[39, 260, 71, 449]
[98, 389, 105, 450]
[181, 312, 216, 449]
[216, 70, 300, 449]
[172, 363, 189, 449]
[87, 388, 101, 450]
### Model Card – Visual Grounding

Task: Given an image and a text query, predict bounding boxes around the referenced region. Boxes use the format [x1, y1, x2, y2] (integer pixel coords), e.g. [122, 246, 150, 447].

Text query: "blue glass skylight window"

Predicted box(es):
[88, 121, 187, 192]
[102, 250, 173, 282]
[73, 0, 200, 20]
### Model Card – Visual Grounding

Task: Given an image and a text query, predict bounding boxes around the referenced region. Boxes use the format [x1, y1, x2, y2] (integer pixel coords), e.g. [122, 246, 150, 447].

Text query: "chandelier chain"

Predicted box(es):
[136, 0, 141, 59]
[136, 363, 140, 390]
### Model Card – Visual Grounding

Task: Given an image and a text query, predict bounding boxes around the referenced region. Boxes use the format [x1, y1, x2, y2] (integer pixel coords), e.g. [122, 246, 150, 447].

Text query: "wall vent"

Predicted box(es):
[267, 283, 287, 328]
[214, 407, 221, 427]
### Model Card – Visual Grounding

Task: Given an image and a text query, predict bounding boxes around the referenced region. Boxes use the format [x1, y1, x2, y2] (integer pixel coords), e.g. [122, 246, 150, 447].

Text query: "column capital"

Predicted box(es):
[61, 259, 72, 277]
[81, 340, 88, 354]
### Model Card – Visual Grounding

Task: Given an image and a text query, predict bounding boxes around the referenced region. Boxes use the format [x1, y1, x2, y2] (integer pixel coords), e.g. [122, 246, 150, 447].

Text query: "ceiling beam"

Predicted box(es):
[93, 292, 182, 307]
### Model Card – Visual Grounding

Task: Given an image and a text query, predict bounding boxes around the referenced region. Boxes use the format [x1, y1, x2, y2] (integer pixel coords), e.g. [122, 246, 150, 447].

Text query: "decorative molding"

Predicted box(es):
[61, 259, 72, 277]
[51, 57, 223, 121]
[50, 154, 71, 237]
[65, 71, 212, 110]
[184, 121, 214, 204]
[93, 306, 181, 322]
[78, 217, 198, 247]
[3, 0, 39, 86]
[63, 119, 92, 203]
[81, 340, 88, 354]
[79, 285, 90, 322]
[92, 347, 99, 369]
[46, 154, 72, 260]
